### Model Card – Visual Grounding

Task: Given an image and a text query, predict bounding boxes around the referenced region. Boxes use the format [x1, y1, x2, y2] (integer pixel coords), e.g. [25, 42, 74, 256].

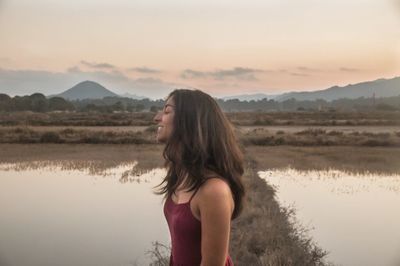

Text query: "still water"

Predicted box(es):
[2, 156, 400, 266]
[0, 162, 169, 266]
[259, 168, 400, 266]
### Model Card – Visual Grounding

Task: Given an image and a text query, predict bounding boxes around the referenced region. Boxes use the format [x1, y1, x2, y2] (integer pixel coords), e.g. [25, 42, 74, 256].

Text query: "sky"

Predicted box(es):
[0, 0, 399, 99]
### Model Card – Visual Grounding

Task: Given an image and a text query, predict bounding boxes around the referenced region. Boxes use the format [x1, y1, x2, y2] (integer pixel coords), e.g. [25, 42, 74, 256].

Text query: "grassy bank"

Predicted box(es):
[0, 144, 340, 265]
[0, 126, 155, 144]
[1, 111, 399, 127]
[2, 144, 399, 264]
[227, 111, 400, 126]
[239, 127, 400, 147]
[247, 146, 400, 175]
[230, 156, 330, 266]
[0, 144, 400, 266]
[2, 126, 400, 146]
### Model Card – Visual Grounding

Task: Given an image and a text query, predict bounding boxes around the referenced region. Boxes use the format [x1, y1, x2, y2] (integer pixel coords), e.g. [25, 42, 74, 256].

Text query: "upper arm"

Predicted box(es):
[198, 179, 234, 266]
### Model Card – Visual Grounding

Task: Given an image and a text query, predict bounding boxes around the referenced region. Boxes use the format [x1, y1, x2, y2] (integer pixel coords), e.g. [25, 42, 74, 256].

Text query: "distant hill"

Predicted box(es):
[53, 81, 120, 100]
[222, 93, 277, 101]
[120, 92, 148, 100]
[274, 76, 400, 102]
[222, 76, 400, 102]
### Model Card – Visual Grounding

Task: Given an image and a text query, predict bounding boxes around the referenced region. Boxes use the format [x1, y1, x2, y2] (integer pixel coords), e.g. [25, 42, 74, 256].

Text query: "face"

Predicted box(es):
[153, 97, 175, 143]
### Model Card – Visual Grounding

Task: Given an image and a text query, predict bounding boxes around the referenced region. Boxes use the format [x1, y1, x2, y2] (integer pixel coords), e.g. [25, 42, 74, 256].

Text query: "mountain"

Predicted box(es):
[120, 92, 148, 100]
[221, 76, 400, 102]
[53, 81, 120, 100]
[274, 76, 400, 102]
[222, 93, 277, 101]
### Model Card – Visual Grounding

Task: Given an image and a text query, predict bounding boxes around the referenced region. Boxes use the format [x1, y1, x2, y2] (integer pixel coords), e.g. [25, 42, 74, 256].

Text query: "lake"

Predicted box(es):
[259, 168, 400, 266]
[0, 161, 170, 266]
[1, 144, 400, 266]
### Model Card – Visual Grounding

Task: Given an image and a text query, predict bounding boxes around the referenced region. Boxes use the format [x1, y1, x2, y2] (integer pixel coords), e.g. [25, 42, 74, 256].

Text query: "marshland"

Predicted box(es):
[1, 110, 400, 266]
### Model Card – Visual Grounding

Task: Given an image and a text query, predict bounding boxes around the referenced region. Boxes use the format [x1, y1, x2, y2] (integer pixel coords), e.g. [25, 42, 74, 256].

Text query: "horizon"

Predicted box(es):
[1, 0, 400, 99]
[1, 75, 399, 100]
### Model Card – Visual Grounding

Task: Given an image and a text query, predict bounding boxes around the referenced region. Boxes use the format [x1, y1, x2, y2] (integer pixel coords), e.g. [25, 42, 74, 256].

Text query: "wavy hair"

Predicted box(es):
[156, 89, 245, 219]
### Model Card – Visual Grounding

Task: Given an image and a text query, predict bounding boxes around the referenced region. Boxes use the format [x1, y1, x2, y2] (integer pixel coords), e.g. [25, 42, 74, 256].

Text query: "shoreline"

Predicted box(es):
[2, 144, 398, 265]
[1, 125, 400, 146]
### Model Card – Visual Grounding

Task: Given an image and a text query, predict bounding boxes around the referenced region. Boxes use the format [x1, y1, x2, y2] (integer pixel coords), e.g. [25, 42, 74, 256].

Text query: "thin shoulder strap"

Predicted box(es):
[188, 186, 201, 203]
[188, 179, 209, 203]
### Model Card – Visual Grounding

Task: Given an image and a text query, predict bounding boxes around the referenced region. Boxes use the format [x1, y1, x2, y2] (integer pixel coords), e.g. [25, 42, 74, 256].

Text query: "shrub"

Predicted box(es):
[145, 125, 158, 133]
[40, 131, 62, 143]
[327, 130, 343, 136]
[61, 128, 75, 134]
[361, 139, 391, 146]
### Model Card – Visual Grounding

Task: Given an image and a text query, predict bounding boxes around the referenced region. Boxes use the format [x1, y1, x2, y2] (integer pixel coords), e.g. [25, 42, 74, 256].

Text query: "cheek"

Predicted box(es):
[166, 115, 174, 127]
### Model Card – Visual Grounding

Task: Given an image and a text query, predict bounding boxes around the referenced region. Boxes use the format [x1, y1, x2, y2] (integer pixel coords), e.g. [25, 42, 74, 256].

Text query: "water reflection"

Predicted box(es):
[259, 168, 400, 266]
[0, 163, 169, 266]
[0, 161, 154, 183]
[261, 168, 400, 195]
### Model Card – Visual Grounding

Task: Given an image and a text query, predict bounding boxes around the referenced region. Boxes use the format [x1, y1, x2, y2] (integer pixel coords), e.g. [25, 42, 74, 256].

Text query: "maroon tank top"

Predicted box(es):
[164, 186, 234, 266]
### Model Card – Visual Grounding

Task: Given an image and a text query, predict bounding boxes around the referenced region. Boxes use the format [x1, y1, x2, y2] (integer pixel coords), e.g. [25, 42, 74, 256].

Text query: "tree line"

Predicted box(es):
[0, 92, 399, 113]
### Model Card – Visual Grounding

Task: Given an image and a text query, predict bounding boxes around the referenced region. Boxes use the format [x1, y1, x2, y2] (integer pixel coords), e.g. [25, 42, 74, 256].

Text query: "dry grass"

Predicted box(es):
[1, 111, 399, 127]
[247, 146, 400, 175]
[230, 156, 330, 266]
[0, 111, 156, 126]
[2, 126, 400, 146]
[2, 144, 399, 265]
[0, 144, 164, 176]
[238, 127, 400, 147]
[227, 111, 400, 126]
[0, 127, 157, 144]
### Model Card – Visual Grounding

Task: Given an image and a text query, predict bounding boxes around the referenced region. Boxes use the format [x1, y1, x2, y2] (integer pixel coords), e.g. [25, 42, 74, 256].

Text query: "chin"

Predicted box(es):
[156, 135, 166, 143]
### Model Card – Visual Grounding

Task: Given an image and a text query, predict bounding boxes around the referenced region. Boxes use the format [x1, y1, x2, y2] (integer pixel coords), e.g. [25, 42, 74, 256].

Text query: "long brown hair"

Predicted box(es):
[156, 89, 245, 219]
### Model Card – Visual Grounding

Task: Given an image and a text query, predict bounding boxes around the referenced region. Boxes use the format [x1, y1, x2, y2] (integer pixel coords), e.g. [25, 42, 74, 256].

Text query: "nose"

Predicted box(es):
[153, 111, 162, 123]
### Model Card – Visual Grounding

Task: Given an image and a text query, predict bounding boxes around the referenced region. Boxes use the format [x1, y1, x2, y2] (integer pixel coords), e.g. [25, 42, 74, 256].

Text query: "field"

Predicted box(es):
[1, 110, 399, 127]
[1, 125, 400, 147]
[2, 143, 399, 265]
[1, 111, 399, 146]
[1, 110, 399, 265]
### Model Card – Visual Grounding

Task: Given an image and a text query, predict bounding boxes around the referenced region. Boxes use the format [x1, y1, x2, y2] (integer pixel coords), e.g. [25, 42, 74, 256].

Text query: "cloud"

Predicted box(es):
[339, 67, 360, 72]
[0, 67, 179, 99]
[128, 67, 162, 74]
[296, 66, 319, 72]
[0, 68, 78, 96]
[392, 0, 400, 12]
[276, 66, 322, 76]
[80, 60, 116, 70]
[135, 77, 164, 84]
[181, 69, 208, 79]
[67, 66, 81, 73]
[0, 57, 10, 63]
[181, 67, 263, 81]
[289, 72, 309, 77]
[212, 67, 262, 80]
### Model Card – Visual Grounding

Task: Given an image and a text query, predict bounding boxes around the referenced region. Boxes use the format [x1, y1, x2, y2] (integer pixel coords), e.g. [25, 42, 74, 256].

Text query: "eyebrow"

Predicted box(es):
[164, 104, 175, 109]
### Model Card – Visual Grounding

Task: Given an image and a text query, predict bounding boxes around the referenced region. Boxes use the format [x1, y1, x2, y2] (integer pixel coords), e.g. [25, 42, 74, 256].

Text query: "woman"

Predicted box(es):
[153, 89, 245, 266]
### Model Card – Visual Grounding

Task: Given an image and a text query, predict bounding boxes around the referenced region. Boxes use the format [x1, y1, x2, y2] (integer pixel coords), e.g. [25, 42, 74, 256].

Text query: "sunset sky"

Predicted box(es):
[0, 0, 399, 99]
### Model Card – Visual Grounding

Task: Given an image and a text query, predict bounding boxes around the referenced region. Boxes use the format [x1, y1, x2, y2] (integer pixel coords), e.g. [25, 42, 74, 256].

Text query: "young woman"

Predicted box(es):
[153, 89, 245, 266]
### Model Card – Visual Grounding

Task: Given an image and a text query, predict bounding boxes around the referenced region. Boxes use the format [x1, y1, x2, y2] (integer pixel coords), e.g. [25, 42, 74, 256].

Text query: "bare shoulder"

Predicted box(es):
[198, 178, 233, 201]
